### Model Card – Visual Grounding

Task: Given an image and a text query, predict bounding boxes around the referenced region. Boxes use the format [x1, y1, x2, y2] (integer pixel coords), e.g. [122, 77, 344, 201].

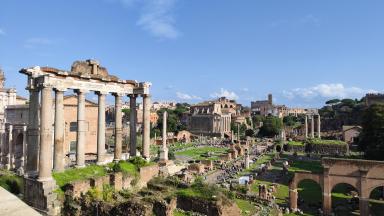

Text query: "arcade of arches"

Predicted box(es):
[290, 158, 384, 215]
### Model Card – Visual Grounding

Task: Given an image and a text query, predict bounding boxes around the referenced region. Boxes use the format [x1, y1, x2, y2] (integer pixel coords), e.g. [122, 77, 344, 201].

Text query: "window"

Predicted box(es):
[70, 122, 77, 132]
[69, 122, 89, 132]
[70, 141, 76, 153]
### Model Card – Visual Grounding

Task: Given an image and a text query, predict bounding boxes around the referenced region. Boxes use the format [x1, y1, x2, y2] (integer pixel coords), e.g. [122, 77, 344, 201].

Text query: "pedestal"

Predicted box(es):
[24, 177, 61, 215]
[159, 148, 169, 162]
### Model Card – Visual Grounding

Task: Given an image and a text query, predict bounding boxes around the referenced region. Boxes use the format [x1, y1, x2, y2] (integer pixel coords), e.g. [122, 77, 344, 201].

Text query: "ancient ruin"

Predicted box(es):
[290, 157, 384, 215]
[18, 60, 151, 214]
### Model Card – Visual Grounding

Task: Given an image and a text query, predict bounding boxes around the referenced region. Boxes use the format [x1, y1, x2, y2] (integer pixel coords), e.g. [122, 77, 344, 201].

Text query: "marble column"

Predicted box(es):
[21, 125, 27, 170]
[7, 124, 13, 170]
[129, 95, 137, 157]
[317, 115, 321, 138]
[96, 92, 107, 164]
[53, 89, 65, 172]
[159, 111, 168, 162]
[113, 93, 123, 161]
[304, 115, 308, 138]
[38, 85, 53, 181]
[75, 89, 87, 167]
[26, 88, 40, 177]
[311, 115, 315, 138]
[142, 94, 151, 159]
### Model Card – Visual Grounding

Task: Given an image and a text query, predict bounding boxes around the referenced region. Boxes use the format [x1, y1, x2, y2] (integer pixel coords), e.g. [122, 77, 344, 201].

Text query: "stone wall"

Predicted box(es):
[176, 196, 241, 216]
[138, 164, 160, 188]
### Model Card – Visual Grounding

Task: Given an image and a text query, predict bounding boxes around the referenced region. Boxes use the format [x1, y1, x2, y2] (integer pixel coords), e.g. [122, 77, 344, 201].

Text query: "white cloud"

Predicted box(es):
[136, 0, 180, 39]
[283, 83, 378, 100]
[210, 88, 239, 100]
[24, 37, 54, 49]
[176, 92, 201, 100]
[0, 28, 5, 36]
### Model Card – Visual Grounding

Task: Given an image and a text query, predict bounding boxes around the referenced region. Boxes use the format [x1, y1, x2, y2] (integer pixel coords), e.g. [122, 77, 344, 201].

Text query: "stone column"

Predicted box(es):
[26, 88, 40, 177]
[245, 151, 250, 169]
[53, 89, 65, 172]
[96, 92, 107, 165]
[304, 115, 308, 138]
[129, 95, 137, 157]
[0, 126, 4, 166]
[142, 94, 151, 159]
[75, 89, 87, 167]
[311, 115, 315, 138]
[21, 125, 27, 170]
[38, 85, 53, 181]
[317, 115, 321, 138]
[289, 189, 298, 211]
[159, 111, 168, 162]
[7, 124, 13, 170]
[322, 167, 332, 215]
[113, 93, 123, 161]
[359, 170, 369, 216]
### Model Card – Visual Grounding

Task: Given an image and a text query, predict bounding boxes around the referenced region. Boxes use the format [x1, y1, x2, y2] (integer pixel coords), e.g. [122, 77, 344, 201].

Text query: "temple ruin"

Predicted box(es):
[18, 59, 151, 214]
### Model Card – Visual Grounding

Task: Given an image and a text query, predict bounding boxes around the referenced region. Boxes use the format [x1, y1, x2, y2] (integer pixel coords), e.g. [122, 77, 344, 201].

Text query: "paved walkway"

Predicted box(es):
[0, 187, 41, 216]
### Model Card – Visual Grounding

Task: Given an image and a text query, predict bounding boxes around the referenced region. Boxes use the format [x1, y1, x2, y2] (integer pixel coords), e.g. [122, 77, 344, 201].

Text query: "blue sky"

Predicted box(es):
[1, 0, 383, 108]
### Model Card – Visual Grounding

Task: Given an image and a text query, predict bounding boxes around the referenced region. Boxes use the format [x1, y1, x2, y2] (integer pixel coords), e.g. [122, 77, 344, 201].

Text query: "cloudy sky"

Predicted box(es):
[1, 0, 383, 107]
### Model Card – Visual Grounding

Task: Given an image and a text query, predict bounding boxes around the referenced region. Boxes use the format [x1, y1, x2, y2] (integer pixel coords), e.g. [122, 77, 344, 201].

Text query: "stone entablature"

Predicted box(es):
[289, 157, 384, 216]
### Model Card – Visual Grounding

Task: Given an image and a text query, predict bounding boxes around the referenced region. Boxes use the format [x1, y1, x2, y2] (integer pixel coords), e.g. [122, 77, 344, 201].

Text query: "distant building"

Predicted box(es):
[188, 97, 234, 137]
[363, 93, 384, 107]
[151, 101, 177, 111]
[343, 125, 362, 145]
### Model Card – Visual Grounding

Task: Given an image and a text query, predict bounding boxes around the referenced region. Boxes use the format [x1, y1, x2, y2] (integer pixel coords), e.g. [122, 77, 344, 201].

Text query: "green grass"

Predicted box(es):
[175, 146, 229, 161]
[307, 138, 347, 145]
[0, 169, 23, 195]
[53, 164, 107, 188]
[288, 141, 304, 146]
[236, 199, 258, 216]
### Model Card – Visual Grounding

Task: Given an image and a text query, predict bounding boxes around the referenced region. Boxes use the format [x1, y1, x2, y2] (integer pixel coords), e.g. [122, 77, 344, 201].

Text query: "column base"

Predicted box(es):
[75, 164, 86, 169]
[24, 177, 61, 216]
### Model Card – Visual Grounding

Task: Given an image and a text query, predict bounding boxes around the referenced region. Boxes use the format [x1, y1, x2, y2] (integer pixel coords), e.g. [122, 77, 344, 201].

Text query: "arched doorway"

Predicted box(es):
[331, 183, 359, 215]
[369, 186, 384, 216]
[14, 133, 23, 169]
[276, 145, 282, 152]
[283, 144, 288, 152]
[297, 179, 322, 215]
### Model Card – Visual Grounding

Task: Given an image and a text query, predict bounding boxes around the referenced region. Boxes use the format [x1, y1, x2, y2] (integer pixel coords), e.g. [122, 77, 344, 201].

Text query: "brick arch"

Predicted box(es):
[291, 172, 323, 191]
[329, 177, 361, 196]
[367, 164, 384, 179]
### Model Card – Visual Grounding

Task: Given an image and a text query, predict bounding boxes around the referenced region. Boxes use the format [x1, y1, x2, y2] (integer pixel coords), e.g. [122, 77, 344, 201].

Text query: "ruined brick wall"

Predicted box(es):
[139, 164, 159, 188]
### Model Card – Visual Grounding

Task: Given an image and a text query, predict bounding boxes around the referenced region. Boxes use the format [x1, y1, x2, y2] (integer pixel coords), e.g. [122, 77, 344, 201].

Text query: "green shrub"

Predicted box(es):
[0, 171, 23, 195]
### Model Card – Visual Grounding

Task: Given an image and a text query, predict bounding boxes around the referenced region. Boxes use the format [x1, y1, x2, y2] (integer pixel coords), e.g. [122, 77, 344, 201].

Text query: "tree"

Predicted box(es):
[326, 99, 341, 105]
[359, 104, 384, 160]
[258, 115, 283, 137]
[245, 129, 254, 137]
[283, 115, 298, 127]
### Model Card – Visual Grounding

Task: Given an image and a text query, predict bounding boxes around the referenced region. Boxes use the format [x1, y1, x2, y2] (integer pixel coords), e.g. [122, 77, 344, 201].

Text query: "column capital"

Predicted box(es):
[54, 87, 67, 92]
[39, 83, 54, 89]
[74, 89, 89, 94]
[128, 94, 138, 98]
[96, 91, 109, 96]
[142, 93, 151, 98]
[112, 92, 124, 97]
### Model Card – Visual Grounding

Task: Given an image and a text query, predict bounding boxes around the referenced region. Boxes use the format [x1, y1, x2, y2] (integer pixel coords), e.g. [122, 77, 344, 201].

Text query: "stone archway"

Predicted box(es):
[297, 179, 323, 215]
[331, 183, 360, 215]
[368, 185, 384, 216]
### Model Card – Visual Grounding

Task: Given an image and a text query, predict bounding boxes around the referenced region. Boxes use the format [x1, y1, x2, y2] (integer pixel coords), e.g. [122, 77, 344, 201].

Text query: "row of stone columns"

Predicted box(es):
[304, 114, 321, 139]
[0, 124, 27, 170]
[25, 84, 151, 180]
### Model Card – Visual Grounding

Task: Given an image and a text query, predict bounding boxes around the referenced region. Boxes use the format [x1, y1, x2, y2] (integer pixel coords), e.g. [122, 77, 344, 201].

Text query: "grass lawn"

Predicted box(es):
[288, 141, 304, 146]
[175, 146, 228, 161]
[236, 199, 258, 216]
[53, 164, 107, 188]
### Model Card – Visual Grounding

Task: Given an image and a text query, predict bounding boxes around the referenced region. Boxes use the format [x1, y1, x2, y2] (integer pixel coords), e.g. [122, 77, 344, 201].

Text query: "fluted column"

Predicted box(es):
[53, 89, 65, 172]
[75, 89, 87, 167]
[129, 95, 137, 157]
[38, 85, 53, 181]
[26, 88, 40, 177]
[142, 94, 151, 159]
[96, 92, 107, 165]
[317, 115, 321, 138]
[21, 125, 27, 170]
[113, 93, 123, 161]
